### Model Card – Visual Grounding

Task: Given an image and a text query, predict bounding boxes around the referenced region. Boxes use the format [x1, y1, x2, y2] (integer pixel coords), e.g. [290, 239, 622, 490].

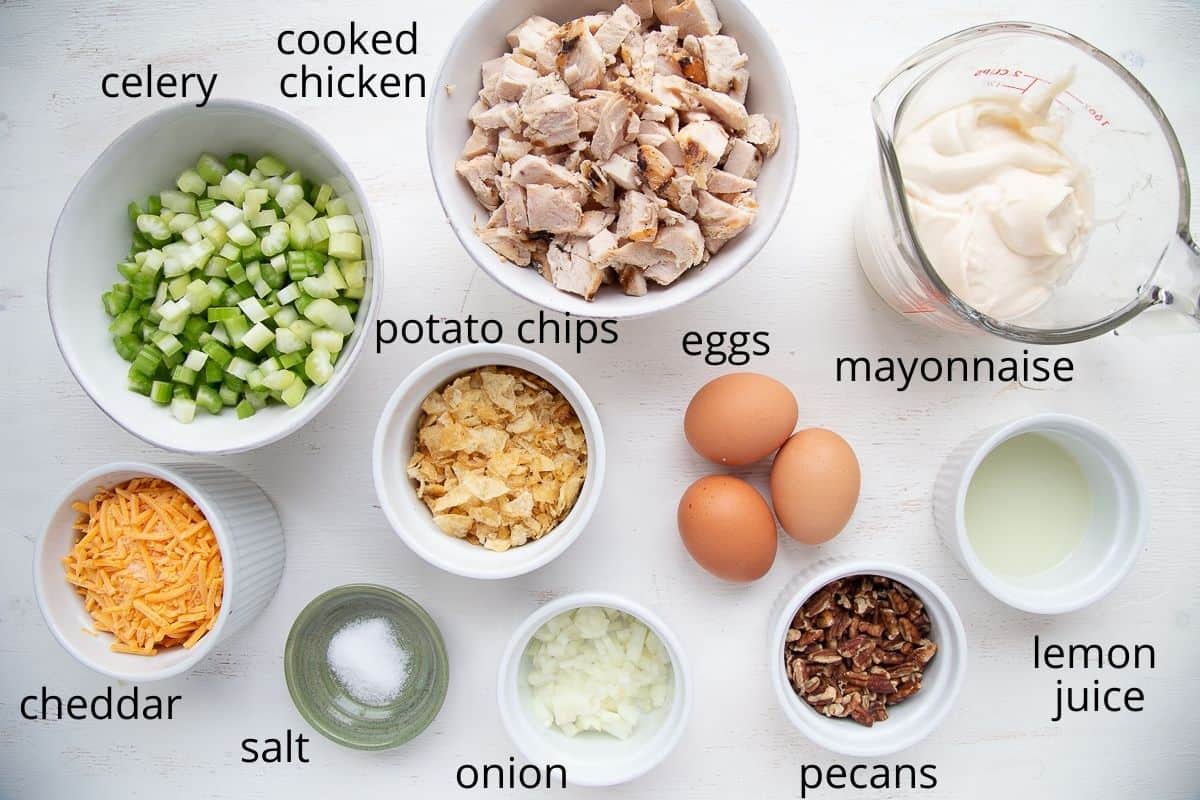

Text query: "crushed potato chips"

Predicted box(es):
[408, 366, 588, 551]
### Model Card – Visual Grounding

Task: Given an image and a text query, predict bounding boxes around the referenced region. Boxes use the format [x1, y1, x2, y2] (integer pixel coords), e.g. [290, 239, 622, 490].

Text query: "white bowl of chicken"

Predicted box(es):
[428, 0, 798, 318]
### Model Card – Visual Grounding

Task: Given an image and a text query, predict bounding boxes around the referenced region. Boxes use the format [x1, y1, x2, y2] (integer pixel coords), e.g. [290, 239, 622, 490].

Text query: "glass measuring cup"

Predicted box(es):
[855, 21, 1200, 343]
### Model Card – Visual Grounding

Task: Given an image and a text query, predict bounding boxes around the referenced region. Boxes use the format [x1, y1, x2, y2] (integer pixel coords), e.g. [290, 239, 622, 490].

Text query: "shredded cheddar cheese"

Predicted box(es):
[63, 478, 224, 656]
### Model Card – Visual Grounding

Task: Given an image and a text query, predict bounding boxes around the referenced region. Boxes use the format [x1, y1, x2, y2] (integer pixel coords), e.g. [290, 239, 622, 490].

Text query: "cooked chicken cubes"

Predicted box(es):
[456, 2, 778, 301]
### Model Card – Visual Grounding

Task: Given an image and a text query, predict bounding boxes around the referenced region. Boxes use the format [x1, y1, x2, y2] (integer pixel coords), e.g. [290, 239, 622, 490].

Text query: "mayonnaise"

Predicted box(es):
[896, 75, 1091, 320]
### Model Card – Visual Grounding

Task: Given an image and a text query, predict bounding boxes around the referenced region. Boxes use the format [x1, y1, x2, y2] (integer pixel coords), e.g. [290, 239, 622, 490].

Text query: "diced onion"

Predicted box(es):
[525, 607, 672, 740]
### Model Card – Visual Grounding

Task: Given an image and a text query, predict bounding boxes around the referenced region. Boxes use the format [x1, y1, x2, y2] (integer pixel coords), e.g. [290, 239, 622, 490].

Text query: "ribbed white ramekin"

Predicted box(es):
[35, 461, 286, 681]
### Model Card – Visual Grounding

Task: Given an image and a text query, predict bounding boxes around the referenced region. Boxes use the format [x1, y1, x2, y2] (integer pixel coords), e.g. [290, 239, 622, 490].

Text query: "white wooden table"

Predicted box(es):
[2, 0, 1198, 797]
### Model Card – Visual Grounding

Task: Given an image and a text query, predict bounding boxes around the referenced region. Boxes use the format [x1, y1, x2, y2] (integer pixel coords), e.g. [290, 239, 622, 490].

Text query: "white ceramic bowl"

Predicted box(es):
[48, 100, 382, 454]
[372, 344, 605, 579]
[427, 0, 799, 318]
[934, 413, 1147, 614]
[498, 592, 692, 787]
[770, 559, 967, 757]
[34, 461, 286, 681]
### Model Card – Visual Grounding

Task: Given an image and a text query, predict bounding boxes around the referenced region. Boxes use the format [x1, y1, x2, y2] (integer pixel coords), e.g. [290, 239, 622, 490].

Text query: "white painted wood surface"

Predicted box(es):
[1, 0, 1198, 797]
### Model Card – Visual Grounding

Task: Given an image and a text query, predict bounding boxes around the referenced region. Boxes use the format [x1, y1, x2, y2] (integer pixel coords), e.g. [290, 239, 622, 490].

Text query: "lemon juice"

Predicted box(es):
[965, 433, 1092, 577]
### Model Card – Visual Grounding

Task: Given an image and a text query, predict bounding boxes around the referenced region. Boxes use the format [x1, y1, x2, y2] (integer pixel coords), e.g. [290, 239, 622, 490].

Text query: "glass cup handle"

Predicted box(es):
[1120, 233, 1200, 336]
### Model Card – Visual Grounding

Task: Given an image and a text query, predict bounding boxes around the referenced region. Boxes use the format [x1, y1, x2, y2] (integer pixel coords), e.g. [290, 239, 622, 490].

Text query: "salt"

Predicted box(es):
[327, 617, 411, 705]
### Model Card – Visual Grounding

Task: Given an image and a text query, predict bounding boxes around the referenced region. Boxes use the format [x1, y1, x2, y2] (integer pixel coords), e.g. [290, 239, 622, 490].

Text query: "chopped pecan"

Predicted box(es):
[867, 675, 898, 695]
[783, 574, 938, 728]
[808, 648, 842, 664]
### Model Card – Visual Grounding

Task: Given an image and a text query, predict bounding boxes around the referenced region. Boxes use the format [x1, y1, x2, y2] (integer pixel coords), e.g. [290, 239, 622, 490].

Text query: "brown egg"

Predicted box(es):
[677, 475, 777, 582]
[770, 428, 861, 544]
[684, 373, 799, 466]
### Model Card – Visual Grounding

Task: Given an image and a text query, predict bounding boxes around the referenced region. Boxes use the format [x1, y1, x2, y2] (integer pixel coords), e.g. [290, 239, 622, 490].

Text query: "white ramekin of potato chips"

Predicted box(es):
[373, 344, 605, 579]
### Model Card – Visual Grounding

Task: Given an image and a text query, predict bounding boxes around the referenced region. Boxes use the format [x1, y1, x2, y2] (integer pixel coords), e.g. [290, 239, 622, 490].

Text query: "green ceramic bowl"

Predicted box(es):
[284, 584, 449, 750]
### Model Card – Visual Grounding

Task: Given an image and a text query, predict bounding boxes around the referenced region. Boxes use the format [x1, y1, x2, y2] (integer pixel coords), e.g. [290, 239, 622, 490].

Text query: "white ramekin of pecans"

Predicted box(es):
[769, 559, 967, 756]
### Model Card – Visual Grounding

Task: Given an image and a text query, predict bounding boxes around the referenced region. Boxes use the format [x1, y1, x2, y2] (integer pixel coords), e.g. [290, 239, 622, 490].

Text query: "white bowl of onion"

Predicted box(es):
[498, 592, 692, 787]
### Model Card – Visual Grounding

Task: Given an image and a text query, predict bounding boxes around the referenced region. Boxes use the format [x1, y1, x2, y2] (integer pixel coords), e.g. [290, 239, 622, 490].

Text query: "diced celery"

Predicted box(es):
[137, 214, 171, 243]
[279, 351, 304, 370]
[307, 217, 331, 244]
[102, 286, 131, 316]
[301, 275, 338, 299]
[262, 370, 295, 391]
[203, 358, 224, 385]
[128, 368, 154, 396]
[287, 201, 317, 225]
[288, 218, 312, 249]
[280, 379, 307, 408]
[150, 380, 173, 404]
[185, 280, 213, 313]
[131, 345, 161, 377]
[323, 261, 348, 291]
[111, 151, 360, 420]
[161, 190, 197, 214]
[196, 153, 228, 185]
[113, 334, 141, 361]
[172, 365, 198, 386]
[151, 331, 183, 357]
[238, 296, 268, 323]
[220, 170, 251, 205]
[244, 389, 269, 409]
[227, 222, 256, 247]
[276, 283, 302, 305]
[178, 169, 207, 196]
[256, 154, 288, 177]
[168, 213, 199, 234]
[244, 187, 269, 210]
[241, 239, 263, 263]
[226, 153, 250, 173]
[313, 184, 333, 212]
[311, 329, 345, 353]
[276, 183, 303, 213]
[226, 356, 255, 380]
[305, 348, 334, 386]
[183, 350, 208, 371]
[242, 323, 275, 353]
[109, 309, 139, 336]
[326, 215, 358, 235]
[211, 202, 244, 230]
[196, 385, 223, 414]
[158, 298, 191, 324]
[171, 397, 197, 423]
[248, 209, 279, 229]
[260, 260, 285, 290]
[273, 305, 299, 327]
[202, 339, 234, 368]
[289, 319, 317, 342]
[327, 232, 362, 260]
[302, 298, 355, 335]
[274, 327, 305, 354]
[260, 222, 290, 257]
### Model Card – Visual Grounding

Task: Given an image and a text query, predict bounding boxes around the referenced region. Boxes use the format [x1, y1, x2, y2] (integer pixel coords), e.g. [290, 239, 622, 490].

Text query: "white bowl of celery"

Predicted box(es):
[49, 101, 381, 454]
